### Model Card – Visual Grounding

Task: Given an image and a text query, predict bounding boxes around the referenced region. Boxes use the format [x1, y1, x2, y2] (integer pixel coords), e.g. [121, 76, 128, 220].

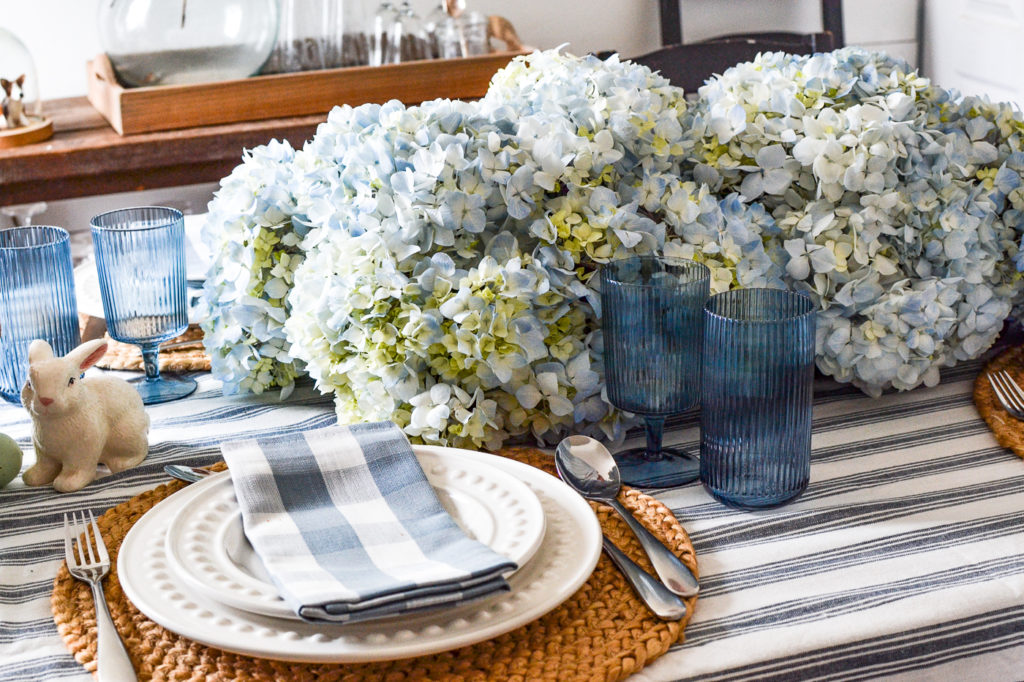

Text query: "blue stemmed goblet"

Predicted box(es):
[600, 256, 710, 487]
[91, 207, 197, 404]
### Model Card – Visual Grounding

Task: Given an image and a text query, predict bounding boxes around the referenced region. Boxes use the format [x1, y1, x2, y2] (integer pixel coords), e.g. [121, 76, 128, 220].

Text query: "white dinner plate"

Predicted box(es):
[118, 445, 602, 663]
[162, 449, 547, 620]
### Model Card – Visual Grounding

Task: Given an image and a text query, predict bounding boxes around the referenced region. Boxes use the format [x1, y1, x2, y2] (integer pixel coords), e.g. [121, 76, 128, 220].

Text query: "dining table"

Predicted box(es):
[1, 357, 1022, 681]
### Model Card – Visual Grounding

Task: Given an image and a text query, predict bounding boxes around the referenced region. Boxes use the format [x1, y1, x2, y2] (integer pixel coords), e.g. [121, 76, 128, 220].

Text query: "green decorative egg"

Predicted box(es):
[0, 433, 23, 488]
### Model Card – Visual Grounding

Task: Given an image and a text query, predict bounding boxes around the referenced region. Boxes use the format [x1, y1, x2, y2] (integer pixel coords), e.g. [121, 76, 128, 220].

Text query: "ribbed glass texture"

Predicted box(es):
[700, 288, 816, 508]
[0, 227, 81, 404]
[602, 257, 710, 415]
[91, 207, 188, 346]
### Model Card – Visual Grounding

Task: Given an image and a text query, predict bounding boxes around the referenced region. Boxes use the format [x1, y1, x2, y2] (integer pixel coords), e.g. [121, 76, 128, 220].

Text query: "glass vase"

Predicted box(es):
[98, 0, 279, 87]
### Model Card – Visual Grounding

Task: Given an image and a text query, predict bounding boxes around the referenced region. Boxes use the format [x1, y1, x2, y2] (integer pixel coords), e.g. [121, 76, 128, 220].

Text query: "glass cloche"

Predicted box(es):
[0, 27, 51, 148]
[98, 0, 279, 87]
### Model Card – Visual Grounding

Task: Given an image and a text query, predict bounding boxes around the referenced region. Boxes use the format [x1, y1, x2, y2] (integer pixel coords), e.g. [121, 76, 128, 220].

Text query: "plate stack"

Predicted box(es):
[118, 446, 603, 662]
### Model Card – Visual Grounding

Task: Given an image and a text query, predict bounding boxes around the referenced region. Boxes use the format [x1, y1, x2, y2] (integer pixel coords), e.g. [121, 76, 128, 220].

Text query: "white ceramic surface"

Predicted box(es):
[162, 450, 547, 620]
[118, 445, 603, 663]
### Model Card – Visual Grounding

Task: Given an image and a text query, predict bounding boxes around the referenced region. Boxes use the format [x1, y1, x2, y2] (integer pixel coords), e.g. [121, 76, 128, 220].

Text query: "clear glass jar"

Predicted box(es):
[263, 0, 344, 74]
[98, 0, 279, 87]
[460, 11, 489, 57]
[426, 7, 490, 60]
[423, 1, 448, 59]
[367, 1, 434, 66]
[340, 1, 371, 67]
[394, 2, 431, 63]
[370, 1, 400, 66]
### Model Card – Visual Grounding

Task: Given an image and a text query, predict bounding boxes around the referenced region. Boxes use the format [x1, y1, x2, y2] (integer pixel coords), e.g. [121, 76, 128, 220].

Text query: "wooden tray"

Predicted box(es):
[86, 50, 528, 135]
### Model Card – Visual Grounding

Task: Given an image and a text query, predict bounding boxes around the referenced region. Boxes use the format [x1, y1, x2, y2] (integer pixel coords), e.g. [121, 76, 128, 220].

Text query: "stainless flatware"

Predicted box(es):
[601, 536, 687, 620]
[164, 463, 216, 483]
[555, 435, 700, 597]
[988, 370, 1024, 420]
[63, 511, 136, 681]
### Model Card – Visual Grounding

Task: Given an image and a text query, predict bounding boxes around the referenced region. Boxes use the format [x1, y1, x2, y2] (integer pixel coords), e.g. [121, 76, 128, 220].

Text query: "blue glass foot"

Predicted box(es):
[614, 446, 699, 488]
[130, 375, 197, 404]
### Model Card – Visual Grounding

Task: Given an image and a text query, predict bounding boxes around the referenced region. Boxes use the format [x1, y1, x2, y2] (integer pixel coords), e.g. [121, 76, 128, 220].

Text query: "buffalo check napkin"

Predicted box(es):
[220, 421, 517, 623]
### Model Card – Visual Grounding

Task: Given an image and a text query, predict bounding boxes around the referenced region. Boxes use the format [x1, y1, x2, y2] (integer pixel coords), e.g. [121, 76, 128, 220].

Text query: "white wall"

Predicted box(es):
[923, 0, 1024, 105]
[3, 0, 921, 233]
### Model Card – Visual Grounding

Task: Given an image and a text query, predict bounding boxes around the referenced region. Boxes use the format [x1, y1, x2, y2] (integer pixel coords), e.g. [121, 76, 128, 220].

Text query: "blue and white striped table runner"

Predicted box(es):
[1, 363, 1022, 680]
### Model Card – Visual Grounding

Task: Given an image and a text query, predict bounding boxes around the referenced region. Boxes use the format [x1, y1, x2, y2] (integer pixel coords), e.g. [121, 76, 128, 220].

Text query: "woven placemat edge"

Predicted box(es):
[974, 345, 1024, 459]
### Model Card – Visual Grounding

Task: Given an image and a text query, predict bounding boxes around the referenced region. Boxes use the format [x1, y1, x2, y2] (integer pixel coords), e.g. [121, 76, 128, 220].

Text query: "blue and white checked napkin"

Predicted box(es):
[220, 421, 517, 623]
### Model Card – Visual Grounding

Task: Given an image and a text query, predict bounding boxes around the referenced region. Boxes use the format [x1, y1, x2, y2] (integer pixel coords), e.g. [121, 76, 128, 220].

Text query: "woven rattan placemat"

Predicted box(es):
[52, 448, 698, 681]
[975, 344, 1024, 459]
[79, 313, 211, 373]
[96, 326, 210, 373]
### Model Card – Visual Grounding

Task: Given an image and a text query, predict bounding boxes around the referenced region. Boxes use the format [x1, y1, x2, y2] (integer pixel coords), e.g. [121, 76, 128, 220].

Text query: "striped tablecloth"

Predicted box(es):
[2, 363, 1022, 681]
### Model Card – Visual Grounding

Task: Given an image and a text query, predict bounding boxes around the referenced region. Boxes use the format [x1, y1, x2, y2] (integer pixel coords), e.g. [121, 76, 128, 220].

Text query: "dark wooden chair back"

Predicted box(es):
[631, 0, 844, 92]
[632, 32, 836, 93]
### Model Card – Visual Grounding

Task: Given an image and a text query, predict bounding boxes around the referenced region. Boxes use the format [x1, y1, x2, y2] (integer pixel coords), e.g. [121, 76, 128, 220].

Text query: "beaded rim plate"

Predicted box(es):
[162, 450, 547, 620]
[117, 445, 603, 663]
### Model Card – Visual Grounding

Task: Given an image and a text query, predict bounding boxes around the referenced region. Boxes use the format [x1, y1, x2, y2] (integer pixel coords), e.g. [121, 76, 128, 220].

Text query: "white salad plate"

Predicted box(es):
[162, 449, 548, 620]
[118, 445, 603, 663]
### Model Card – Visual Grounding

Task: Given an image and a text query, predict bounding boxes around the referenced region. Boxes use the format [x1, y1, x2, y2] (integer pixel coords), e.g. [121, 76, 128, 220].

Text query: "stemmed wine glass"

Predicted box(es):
[90, 206, 197, 404]
[600, 256, 710, 487]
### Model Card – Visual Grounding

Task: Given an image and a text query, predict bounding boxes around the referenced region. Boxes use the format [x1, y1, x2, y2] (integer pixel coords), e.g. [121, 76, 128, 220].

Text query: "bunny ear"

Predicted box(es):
[68, 339, 109, 371]
[64, 337, 108, 368]
[28, 340, 54, 363]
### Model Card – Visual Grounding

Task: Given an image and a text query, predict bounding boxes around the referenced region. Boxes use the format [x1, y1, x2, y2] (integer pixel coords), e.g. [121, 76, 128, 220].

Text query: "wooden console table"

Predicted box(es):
[0, 97, 324, 205]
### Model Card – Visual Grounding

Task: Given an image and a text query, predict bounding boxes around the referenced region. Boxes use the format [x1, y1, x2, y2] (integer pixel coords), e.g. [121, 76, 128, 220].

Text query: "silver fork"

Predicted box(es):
[987, 370, 1024, 420]
[63, 511, 136, 681]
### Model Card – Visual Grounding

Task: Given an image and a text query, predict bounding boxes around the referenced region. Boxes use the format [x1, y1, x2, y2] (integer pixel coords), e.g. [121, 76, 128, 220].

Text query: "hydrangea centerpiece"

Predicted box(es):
[200, 48, 1024, 449]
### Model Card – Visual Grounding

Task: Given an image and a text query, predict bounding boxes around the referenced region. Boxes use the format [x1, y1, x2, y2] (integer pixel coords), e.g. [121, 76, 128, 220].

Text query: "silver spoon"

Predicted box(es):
[556, 435, 700, 597]
[599, 534, 688, 620]
[164, 463, 216, 483]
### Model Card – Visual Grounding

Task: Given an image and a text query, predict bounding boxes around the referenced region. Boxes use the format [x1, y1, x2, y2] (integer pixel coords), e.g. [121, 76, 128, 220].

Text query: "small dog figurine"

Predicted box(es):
[1, 74, 31, 129]
[21, 339, 150, 493]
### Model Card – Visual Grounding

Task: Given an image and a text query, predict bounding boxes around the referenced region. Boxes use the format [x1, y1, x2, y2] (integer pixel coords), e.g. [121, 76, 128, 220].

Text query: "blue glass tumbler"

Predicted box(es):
[601, 256, 710, 487]
[700, 288, 816, 508]
[91, 207, 197, 404]
[0, 226, 81, 404]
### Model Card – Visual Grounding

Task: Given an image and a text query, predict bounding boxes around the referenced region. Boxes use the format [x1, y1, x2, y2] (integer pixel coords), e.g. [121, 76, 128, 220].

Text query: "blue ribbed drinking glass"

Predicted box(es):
[700, 288, 816, 508]
[601, 256, 710, 487]
[0, 226, 81, 404]
[91, 207, 197, 404]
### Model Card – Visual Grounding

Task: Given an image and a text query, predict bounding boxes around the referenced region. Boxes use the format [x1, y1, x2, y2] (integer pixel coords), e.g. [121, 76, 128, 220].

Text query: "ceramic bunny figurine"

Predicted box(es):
[21, 339, 149, 492]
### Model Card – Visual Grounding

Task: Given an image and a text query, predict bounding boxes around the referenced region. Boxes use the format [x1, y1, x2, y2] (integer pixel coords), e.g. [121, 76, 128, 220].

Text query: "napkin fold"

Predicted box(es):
[220, 421, 517, 623]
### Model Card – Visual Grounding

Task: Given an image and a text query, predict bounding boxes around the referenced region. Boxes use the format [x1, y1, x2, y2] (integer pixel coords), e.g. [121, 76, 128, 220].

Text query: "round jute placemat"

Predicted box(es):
[974, 344, 1024, 459]
[96, 326, 211, 373]
[79, 313, 211, 373]
[52, 448, 698, 681]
